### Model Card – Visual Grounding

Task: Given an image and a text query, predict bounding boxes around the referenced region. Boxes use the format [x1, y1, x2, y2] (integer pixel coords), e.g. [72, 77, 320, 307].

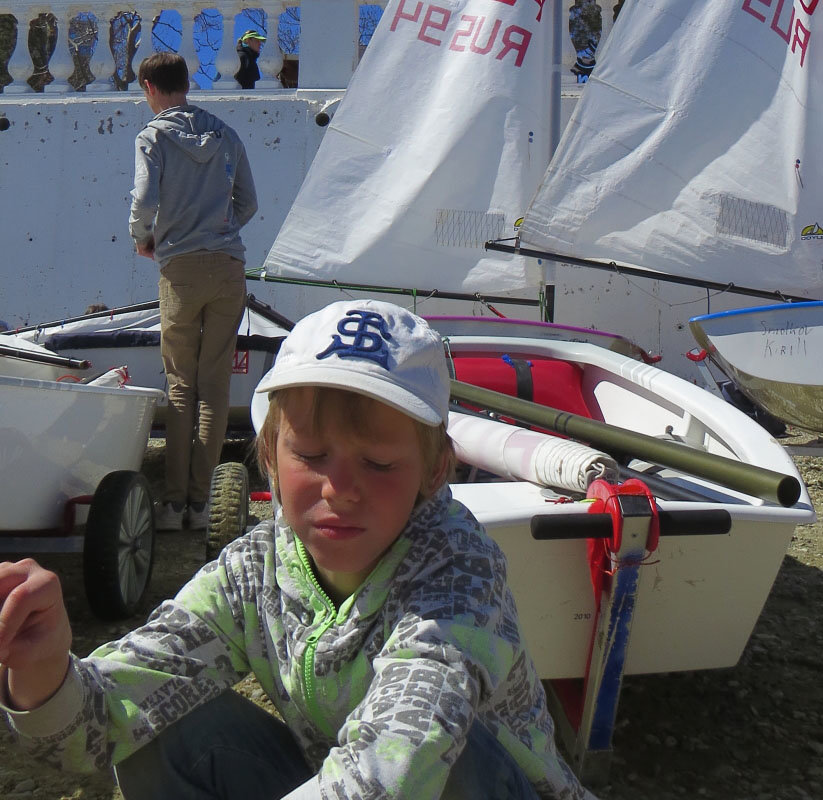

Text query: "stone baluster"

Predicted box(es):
[212, 0, 241, 89]
[3, 10, 34, 93]
[124, 4, 163, 91]
[43, 4, 74, 92]
[86, 5, 115, 92]
[179, 5, 204, 89]
[256, 1, 284, 89]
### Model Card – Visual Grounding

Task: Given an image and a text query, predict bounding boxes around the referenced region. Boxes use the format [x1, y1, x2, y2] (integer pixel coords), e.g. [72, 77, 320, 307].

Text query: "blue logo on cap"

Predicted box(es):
[316, 310, 392, 368]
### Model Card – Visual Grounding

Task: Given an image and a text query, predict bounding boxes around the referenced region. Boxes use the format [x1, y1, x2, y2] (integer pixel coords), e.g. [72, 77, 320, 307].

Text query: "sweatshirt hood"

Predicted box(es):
[146, 105, 228, 163]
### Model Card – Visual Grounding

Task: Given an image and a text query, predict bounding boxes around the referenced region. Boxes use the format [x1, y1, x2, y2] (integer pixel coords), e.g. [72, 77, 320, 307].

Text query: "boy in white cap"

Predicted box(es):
[0, 299, 597, 800]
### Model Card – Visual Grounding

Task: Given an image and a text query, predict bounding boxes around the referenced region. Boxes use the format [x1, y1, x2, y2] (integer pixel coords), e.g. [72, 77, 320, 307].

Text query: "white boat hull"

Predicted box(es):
[689, 301, 823, 433]
[0, 334, 89, 381]
[0, 376, 164, 531]
[455, 482, 797, 678]
[440, 334, 813, 678]
[6, 298, 290, 430]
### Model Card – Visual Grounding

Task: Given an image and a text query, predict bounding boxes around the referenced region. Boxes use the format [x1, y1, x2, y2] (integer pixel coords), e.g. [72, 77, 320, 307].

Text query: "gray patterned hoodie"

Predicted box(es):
[128, 104, 257, 267]
[2, 487, 596, 800]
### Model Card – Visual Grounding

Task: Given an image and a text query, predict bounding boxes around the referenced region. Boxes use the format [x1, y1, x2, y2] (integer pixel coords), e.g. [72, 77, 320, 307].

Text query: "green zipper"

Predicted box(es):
[296, 540, 337, 737]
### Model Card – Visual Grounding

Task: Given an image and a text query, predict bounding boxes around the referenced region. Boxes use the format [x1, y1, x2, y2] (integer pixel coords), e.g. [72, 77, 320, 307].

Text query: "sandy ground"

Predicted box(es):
[1, 431, 822, 800]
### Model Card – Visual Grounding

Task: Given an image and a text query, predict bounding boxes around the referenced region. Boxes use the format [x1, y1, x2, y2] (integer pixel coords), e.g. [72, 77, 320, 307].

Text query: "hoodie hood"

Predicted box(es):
[146, 105, 228, 163]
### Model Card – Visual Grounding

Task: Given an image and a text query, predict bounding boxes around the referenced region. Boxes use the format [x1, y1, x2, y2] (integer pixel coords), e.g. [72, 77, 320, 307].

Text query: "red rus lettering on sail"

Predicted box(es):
[769, 0, 797, 44]
[471, 18, 503, 54]
[791, 18, 811, 63]
[449, 15, 479, 51]
[498, 25, 532, 65]
[391, 0, 423, 30]
[392, 0, 537, 67]
[742, 0, 814, 67]
[419, 5, 451, 44]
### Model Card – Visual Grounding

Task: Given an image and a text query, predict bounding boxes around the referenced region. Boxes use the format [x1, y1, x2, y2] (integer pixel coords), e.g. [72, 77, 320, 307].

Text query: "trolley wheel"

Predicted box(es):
[83, 470, 155, 620]
[206, 462, 249, 561]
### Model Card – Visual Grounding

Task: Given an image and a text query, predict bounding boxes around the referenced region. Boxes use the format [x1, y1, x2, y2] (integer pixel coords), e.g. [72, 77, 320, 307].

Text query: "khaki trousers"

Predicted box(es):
[158, 251, 246, 506]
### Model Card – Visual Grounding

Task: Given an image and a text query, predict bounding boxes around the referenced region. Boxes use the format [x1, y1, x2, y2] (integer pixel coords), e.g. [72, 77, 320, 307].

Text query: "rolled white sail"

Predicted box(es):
[264, 0, 555, 294]
[520, 0, 823, 296]
[448, 410, 618, 493]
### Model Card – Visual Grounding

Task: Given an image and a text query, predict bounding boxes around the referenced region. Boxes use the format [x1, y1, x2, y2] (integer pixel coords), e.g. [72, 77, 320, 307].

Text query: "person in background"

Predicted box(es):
[235, 29, 267, 89]
[129, 51, 257, 531]
[0, 299, 599, 800]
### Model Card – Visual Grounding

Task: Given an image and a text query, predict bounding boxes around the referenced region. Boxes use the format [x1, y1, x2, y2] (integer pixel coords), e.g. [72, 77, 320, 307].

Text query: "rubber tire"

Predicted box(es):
[206, 462, 249, 561]
[83, 471, 155, 620]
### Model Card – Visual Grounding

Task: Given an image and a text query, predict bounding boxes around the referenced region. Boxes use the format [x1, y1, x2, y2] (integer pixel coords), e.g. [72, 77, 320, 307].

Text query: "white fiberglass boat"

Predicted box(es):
[690, 302, 823, 434]
[0, 332, 90, 381]
[6, 295, 291, 430]
[437, 330, 812, 678]
[0, 373, 165, 620]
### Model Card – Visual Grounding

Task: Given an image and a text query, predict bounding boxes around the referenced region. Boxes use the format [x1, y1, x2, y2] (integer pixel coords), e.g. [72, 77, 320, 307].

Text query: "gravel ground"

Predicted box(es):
[1, 431, 822, 800]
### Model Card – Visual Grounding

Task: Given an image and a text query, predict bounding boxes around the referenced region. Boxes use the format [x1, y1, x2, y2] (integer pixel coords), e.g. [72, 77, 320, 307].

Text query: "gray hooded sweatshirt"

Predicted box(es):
[2, 486, 597, 800]
[129, 105, 258, 268]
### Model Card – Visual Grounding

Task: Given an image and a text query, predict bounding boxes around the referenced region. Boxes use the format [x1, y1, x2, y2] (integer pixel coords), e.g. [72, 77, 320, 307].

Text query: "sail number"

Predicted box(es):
[391, 1, 537, 68]
[742, 0, 815, 69]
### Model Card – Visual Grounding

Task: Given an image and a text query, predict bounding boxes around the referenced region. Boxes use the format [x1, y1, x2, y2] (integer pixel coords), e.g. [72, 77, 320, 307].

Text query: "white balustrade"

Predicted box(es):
[43, 4, 73, 92]
[178, 5, 204, 90]
[0, 1, 613, 95]
[257, 40, 284, 89]
[86, 4, 115, 92]
[256, 1, 285, 89]
[213, 1, 242, 88]
[125, 4, 163, 91]
[1, 7, 33, 93]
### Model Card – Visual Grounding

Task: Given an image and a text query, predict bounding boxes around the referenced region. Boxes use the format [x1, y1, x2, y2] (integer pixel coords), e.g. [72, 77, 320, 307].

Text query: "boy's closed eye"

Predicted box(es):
[294, 451, 325, 463]
[364, 458, 394, 472]
[295, 451, 395, 472]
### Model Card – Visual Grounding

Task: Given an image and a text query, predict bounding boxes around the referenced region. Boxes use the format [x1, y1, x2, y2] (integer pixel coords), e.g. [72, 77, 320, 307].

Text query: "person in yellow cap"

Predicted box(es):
[234, 29, 267, 89]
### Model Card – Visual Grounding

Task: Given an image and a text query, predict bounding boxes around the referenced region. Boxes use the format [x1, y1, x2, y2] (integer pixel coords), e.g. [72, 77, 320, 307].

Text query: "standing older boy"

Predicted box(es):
[0, 299, 597, 800]
[130, 52, 258, 531]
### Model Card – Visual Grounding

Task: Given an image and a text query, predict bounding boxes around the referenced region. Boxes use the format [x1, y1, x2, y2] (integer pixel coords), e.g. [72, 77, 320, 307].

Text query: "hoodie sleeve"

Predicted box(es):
[1, 555, 253, 773]
[129, 130, 162, 246]
[232, 144, 258, 228]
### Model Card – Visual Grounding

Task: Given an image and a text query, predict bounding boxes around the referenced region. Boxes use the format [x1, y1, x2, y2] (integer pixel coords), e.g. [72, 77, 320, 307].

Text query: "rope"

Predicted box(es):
[531, 436, 618, 493]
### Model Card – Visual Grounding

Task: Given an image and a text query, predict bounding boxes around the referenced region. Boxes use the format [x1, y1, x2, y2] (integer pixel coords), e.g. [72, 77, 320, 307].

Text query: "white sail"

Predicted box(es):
[520, 0, 823, 296]
[264, 0, 555, 294]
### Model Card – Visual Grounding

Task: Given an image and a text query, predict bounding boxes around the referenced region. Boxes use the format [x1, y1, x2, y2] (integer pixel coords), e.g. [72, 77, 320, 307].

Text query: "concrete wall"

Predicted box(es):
[0, 90, 343, 327]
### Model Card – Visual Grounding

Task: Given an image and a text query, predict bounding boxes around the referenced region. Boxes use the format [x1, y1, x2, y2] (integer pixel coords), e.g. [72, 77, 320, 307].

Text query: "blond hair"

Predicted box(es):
[256, 387, 455, 502]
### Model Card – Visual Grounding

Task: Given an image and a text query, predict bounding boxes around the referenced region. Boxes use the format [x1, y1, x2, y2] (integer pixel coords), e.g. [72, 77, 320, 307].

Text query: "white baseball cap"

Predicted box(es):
[255, 299, 450, 426]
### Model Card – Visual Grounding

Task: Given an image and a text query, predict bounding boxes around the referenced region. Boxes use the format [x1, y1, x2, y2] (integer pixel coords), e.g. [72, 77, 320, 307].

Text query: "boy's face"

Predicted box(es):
[276, 388, 427, 602]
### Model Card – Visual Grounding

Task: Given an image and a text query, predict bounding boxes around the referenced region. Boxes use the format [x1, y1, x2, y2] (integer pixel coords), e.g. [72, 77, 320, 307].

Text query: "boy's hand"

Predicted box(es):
[0, 559, 72, 710]
[136, 237, 155, 258]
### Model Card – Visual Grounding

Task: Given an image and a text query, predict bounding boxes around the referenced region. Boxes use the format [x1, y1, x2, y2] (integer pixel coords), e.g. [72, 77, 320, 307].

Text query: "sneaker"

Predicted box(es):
[155, 502, 184, 532]
[187, 502, 210, 530]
